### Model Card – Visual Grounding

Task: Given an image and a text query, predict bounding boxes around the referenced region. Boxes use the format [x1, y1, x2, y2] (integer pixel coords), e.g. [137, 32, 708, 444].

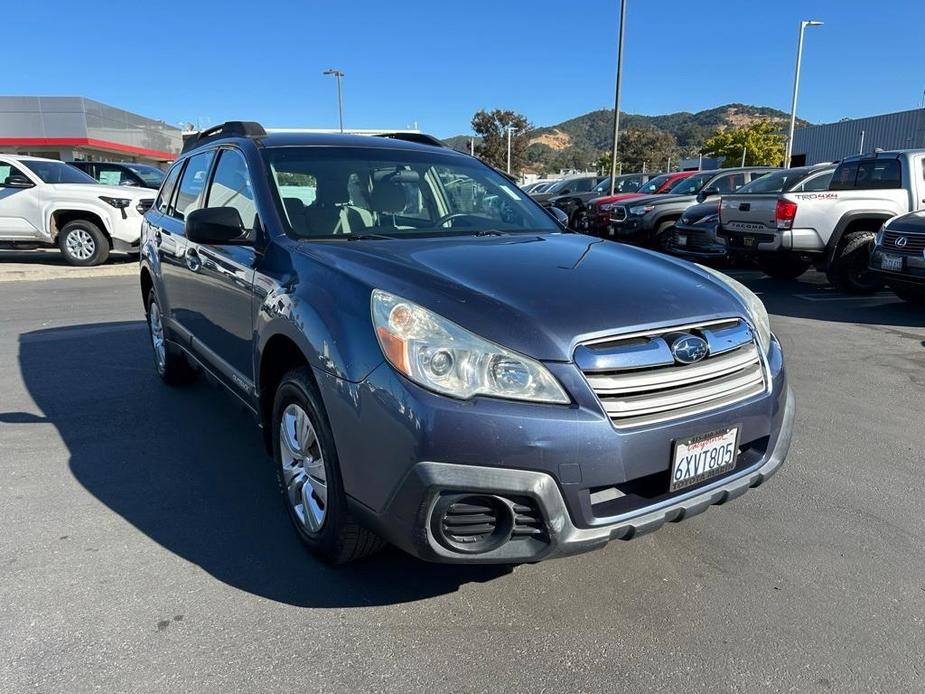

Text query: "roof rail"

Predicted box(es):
[181, 121, 267, 154]
[376, 132, 448, 148]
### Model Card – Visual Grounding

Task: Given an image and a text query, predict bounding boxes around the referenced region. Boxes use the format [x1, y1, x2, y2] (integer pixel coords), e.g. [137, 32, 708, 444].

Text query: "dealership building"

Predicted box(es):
[791, 107, 925, 166]
[0, 96, 181, 165]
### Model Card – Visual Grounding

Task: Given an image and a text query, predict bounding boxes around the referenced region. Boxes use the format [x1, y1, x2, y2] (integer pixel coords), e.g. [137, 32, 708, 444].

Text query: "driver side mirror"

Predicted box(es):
[3, 175, 34, 189]
[186, 207, 251, 245]
[697, 187, 720, 202]
[549, 206, 569, 229]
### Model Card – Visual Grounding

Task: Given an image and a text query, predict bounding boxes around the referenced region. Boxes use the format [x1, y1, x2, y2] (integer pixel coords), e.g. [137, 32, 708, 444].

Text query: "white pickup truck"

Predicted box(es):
[719, 149, 925, 292]
[0, 154, 155, 266]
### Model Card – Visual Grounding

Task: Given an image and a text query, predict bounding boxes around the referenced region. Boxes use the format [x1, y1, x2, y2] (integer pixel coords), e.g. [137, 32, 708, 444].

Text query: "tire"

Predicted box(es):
[653, 220, 676, 252]
[889, 282, 925, 305]
[272, 367, 385, 564]
[58, 220, 110, 266]
[756, 253, 812, 280]
[825, 231, 882, 294]
[145, 288, 196, 385]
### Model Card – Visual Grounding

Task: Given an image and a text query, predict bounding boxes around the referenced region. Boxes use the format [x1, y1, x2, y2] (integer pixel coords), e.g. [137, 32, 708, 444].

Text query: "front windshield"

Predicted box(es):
[735, 169, 811, 194]
[592, 177, 611, 193]
[636, 173, 673, 194]
[668, 172, 713, 195]
[125, 163, 166, 186]
[264, 146, 561, 239]
[23, 160, 97, 184]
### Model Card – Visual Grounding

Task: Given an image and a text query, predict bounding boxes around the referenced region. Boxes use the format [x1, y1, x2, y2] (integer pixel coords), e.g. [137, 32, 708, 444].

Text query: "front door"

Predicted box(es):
[0, 160, 42, 239]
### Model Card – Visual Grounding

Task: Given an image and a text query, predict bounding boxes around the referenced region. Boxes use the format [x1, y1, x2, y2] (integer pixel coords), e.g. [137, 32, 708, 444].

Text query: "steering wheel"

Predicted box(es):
[436, 213, 478, 228]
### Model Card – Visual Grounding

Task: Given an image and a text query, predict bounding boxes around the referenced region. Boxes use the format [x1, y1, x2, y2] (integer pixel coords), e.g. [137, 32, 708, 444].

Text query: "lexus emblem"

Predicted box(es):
[895, 236, 908, 248]
[670, 334, 709, 365]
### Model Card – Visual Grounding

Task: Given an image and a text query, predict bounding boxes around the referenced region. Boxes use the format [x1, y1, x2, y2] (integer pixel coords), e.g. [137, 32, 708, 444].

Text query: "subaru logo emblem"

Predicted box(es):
[895, 236, 908, 248]
[670, 334, 709, 365]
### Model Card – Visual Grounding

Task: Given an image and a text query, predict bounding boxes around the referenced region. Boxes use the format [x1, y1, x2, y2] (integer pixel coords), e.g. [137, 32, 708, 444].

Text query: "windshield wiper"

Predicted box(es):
[345, 233, 396, 241]
[472, 229, 509, 237]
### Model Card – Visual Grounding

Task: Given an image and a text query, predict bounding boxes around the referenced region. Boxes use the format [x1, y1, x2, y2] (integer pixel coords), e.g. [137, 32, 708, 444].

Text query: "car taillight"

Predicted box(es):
[776, 200, 797, 230]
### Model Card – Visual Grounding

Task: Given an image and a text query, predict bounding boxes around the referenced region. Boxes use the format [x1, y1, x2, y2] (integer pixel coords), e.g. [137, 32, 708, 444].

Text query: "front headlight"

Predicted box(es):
[600, 202, 620, 212]
[697, 265, 772, 353]
[629, 204, 655, 216]
[98, 196, 131, 209]
[371, 289, 569, 404]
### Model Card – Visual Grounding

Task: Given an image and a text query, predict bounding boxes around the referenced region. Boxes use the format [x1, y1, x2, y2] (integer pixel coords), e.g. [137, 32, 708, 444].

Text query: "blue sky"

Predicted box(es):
[8, 0, 925, 137]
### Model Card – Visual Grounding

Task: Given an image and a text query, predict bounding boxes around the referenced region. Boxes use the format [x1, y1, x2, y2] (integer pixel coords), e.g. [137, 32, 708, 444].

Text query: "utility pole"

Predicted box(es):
[741, 146, 747, 167]
[506, 126, 516, 174]
[608, 0, 627, 196]
[470, 138, 474, 156]
[323, 68, 345, 133]
[666, 157, 671, 172]
[785, 20, 823, 167]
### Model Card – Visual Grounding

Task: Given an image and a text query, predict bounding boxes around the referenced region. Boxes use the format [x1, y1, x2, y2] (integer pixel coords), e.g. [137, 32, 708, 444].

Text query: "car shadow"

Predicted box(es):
[16, 321, 510, 608]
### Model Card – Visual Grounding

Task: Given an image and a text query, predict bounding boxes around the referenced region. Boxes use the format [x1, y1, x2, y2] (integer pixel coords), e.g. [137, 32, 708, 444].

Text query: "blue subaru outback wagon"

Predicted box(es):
[140, 122, 793, 564]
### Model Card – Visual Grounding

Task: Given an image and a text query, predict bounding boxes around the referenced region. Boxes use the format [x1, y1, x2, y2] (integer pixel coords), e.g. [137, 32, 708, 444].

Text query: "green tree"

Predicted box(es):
[597, 127, 680, 174]
[701, 121, 785, 167]
[471, 109, 532, 174]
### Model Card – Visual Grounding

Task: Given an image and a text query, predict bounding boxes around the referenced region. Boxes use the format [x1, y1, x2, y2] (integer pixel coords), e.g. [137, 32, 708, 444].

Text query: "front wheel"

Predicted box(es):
[825, 231, 882, 294]
[58, 220, 109, 266]
[653, 220, 676, 252]
[272, 368, 385, 564]
[756, 253, 812, 280]
[889, 282, 925, 305]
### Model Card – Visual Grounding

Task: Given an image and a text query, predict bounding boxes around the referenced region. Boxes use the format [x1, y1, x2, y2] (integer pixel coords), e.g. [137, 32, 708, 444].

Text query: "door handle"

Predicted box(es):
[185, 247, 202, 272]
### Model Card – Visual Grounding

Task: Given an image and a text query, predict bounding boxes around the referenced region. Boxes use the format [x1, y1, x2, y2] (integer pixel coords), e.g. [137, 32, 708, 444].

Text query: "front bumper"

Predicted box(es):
[383, 385, 793, 563]
[721, 226, 825, 254]
[669, 222, 728, 260]
[869, 245, 925, 286]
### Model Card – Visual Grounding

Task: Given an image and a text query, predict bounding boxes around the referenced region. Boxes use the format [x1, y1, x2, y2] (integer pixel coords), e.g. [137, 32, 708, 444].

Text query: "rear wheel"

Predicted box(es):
[58, 220, 109, 266]
[146, 289, 196, 385]
[756, 253, 812, 280]
[272, 368, 385, 564]
[825, 231, 882, 294]
[889, 282, 925, 305]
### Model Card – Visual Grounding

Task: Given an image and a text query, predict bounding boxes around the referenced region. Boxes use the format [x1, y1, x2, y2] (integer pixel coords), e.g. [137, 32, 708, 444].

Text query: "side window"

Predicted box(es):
[206, 149, 257, 229]
[170, 151, 215, 221]
[0, 161, 29, 185]
[572, 178, 594, 192]
[831, 159, 902, 190]
[155, 163, 182, 214]
[712, 173, 746, 193]
[799, 171, 833, 192]
[96, 163, 136, 187]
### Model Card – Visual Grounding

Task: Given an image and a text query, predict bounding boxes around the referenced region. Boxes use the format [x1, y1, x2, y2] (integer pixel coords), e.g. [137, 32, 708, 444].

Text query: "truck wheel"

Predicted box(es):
[58, 220, 110, 266]
[889, 282, 925, 305]
[756, 254, 812, 280]
[146, 289, 196, 385]
[272, 367, 385, 564]
[825, 231, 882, 294]
[654, 220, 676, 252]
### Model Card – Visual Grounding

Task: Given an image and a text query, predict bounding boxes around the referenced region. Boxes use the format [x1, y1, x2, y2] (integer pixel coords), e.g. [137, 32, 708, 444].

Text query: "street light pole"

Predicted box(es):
[785, 20, 823, 168]
[608, 0, 627, 196]
[506, 125, 516, 174]
[323, 68, 345, 133]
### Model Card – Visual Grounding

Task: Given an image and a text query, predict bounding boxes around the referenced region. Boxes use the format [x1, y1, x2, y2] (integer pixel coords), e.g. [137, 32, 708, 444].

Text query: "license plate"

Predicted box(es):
[676, 234, 687, 246]
[880, 253, 904, 272]
[670, 427, 739, 492]
[742, 236, 756, 248]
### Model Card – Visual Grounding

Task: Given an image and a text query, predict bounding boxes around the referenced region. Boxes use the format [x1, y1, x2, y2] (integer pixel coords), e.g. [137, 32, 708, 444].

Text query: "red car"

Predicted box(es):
[579, 170, 697, 236]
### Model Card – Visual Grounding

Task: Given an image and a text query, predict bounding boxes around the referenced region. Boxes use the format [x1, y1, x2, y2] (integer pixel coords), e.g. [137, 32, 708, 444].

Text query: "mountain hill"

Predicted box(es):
[445, 103, 811, 173]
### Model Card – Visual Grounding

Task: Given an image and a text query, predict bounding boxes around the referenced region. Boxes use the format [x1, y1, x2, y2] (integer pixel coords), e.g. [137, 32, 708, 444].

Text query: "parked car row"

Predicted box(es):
[547, 148, 925, 298]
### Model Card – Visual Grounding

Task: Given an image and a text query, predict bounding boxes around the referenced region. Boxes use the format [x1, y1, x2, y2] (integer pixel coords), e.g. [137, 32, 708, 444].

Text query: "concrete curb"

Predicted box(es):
[0, 263, 138, 283]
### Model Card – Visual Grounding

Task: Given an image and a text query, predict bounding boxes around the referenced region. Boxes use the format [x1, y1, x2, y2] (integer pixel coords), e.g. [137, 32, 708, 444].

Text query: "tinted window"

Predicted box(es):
[737, 169, 807, 194]
[571, 178, 596, 192]
[637, 173, 673, 194]
[171, 151, 215, 220]
[830, 159, 902, 190]
[155, 163, 182, 214]
[669, 172, 712, 195]
[22, 160, 97, 184]
[710, 173, 747, 194]
[96, 163, 138, 187]
[206, 149, 257, 229]
[124, 164, 166, 187]
[797, 171, 833, 192]
[0, 161, 29, 185]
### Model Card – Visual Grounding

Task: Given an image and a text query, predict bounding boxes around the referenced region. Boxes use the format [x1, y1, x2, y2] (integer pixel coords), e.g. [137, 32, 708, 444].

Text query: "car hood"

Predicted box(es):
[296, 233, 747, 361]
[49, 183, 154, 199]
[589, 192, 646, 207]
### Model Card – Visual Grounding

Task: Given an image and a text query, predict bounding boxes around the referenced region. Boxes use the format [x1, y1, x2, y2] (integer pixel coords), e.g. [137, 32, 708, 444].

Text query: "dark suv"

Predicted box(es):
[69, 160, 166, 189]
[140, 121, 793, 565]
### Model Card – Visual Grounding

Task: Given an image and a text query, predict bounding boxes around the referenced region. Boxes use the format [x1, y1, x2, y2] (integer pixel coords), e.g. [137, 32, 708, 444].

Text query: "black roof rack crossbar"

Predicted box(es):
[376, 132, 448, 148]
[181, 121, 267, 154]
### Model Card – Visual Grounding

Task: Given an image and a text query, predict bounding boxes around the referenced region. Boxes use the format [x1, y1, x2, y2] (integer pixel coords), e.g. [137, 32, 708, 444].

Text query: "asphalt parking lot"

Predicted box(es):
[1, 262, 923, 693]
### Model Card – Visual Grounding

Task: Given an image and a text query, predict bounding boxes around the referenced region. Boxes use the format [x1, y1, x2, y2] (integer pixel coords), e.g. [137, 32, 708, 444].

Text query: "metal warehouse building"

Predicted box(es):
[0, 96, 181, 164]
[791, 107, 925, 166]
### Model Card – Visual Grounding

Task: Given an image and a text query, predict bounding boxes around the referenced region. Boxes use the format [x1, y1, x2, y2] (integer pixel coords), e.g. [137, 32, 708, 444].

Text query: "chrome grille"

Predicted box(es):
[610, 206, 627, 222]
[883, 230, 925, 257]
[576, 319, 768, 428]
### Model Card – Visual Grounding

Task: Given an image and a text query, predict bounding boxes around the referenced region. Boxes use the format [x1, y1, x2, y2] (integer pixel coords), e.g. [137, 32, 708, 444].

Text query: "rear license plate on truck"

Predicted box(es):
[880, 253, 904, 272]
[670, 427, 739, 492]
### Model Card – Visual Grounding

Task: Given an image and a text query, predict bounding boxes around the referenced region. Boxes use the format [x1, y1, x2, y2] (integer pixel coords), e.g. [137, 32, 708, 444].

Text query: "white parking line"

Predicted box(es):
[794, 293, 895, 302]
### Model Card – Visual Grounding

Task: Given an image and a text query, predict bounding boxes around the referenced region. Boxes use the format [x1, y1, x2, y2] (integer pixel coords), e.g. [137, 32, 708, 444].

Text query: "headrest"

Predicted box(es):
[370, 180, 407, 214]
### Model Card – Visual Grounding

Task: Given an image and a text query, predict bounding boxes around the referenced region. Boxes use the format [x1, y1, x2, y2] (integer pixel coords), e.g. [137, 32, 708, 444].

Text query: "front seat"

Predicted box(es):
[303, 178, 364, 235]
[369, 179, 408, 227]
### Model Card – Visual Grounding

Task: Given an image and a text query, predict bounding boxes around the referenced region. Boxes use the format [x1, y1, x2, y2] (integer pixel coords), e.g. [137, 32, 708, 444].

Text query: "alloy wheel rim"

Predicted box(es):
[279, 403, 327, 532]
[149, 303, 166, 372]
[65, 229, 95, 260]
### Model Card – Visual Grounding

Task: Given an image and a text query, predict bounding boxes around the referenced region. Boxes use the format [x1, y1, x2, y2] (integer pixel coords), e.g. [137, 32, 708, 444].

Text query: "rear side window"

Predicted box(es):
[830, 159, 902, 190]
[96, 163, 136, 187]
[711, 173, 747, 193]
[171, 151, 215, 220]
[798, 171, 833, 192]
[155, 164, 182, 214]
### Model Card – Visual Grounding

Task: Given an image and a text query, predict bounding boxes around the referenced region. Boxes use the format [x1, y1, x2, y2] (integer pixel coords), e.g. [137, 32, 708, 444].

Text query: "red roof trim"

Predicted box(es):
[0, 137, 177, 161]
